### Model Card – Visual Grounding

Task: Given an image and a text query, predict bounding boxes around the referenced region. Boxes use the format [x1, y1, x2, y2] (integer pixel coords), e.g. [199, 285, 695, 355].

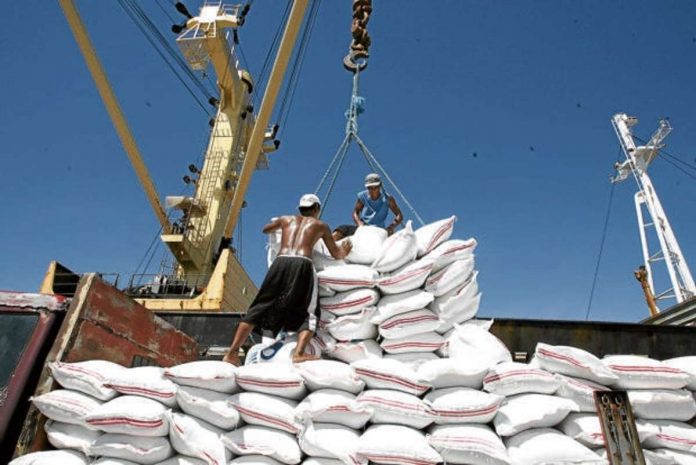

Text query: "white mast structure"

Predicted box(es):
[611, 113, 696, 310]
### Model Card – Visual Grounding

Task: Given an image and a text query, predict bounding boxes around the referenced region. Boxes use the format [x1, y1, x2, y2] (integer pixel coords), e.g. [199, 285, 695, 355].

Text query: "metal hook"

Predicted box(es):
[343, 50, 369, 73]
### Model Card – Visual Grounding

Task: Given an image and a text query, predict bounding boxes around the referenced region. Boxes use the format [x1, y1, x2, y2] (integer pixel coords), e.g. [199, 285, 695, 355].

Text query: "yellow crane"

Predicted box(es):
[42, 1, 310, 312]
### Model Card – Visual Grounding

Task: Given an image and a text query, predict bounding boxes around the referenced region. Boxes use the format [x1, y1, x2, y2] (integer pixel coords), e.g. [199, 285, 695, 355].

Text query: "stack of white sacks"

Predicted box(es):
[13, 217, 696, 465]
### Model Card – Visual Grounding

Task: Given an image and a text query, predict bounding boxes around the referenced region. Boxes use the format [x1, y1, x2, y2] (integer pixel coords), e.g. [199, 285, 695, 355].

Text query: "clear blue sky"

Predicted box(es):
[2, 1, 696, 323]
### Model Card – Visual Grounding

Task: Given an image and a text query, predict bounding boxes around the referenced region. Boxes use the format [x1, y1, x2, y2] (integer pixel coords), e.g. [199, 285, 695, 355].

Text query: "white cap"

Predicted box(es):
[364, 173, 382, 187]
[298, 193, 321, 208]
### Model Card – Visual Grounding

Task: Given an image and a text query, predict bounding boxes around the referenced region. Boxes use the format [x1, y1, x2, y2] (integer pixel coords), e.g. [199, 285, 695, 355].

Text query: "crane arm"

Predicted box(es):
[223, 0, 310, 238]
[59, 0, 170, 231]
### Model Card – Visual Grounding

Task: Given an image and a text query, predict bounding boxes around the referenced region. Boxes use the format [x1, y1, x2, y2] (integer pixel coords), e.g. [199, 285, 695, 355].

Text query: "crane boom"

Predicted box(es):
[224, 0, 310, 238]
[58, 0, 170, 231]
[54, 1, 313, 313]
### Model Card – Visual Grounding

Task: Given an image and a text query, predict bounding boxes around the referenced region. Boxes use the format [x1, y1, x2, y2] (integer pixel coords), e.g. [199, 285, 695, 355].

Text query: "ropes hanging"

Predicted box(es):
[313, 1, 424, 225]
[314, 67, 425, 226]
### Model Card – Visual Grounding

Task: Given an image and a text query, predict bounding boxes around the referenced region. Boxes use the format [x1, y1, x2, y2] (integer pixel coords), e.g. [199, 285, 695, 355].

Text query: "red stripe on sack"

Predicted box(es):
[60, 364, 106, 381]
[454, 275, 475, 296]
[355, 368, 428, 392]
[426, 270, 445, 286]
[430, 436, 501, 449]
[87, 417, 163, 428]
[483, 369, 554, 383]
[107, 385, 175, 399]
[431, 404, 499, 417]
[426, 222, 453, 253]
[203, 451, 221, 465]
[236, 378, 302, 388]
[326, 406, 353, 412]
[233, 405, 298, 433]
[379, 267, 431, 286]
[656, 433, 696, 445]
[607, 365, 683, 374]
[537, 348, 586, 368]
[441, 243, 474, 257]
[358, 397, 427, 412]
[322, 295, 374, 310]
[381, 315, 438, 330]
[383, 342, 442, 350]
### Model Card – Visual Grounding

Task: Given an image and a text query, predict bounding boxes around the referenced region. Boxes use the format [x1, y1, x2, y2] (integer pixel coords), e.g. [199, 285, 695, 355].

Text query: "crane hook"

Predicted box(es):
[343, 50, 368, 73]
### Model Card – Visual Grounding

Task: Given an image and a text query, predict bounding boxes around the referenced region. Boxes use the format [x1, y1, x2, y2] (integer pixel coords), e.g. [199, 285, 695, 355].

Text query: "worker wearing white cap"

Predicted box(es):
[223, 193, 351, 366]
[353, 173, 403, 235]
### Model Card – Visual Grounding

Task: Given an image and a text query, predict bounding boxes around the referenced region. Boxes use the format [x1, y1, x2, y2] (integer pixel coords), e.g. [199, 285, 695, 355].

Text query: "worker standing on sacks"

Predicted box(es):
[353, 173, 403, 235]
[223, 194, 352, 366]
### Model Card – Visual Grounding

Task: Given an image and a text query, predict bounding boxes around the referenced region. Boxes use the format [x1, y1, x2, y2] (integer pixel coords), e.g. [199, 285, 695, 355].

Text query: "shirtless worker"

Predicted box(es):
[223, 193, 352, 366]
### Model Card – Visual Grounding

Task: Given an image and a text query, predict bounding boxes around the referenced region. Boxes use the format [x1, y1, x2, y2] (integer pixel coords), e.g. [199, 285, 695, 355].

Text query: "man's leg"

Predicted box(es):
[223, 321, 255, 366]
[292, 329, 320, 363]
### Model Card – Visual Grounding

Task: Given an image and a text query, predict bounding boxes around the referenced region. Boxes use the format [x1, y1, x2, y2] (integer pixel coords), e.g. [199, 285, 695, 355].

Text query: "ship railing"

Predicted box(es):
[176, 3, 242, 72]
[124, 273, 208, 299]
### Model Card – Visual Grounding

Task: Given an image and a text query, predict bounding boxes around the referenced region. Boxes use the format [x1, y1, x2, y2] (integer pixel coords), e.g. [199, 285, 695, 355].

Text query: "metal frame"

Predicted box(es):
[611, 113, 696, 310]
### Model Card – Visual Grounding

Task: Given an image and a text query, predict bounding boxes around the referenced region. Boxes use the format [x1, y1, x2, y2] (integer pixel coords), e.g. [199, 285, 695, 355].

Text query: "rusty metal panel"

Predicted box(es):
[14, 274, 199, 457]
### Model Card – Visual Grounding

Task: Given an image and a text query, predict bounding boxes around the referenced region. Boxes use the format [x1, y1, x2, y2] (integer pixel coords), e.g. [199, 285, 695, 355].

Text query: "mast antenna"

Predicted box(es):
[611, 113, 696, 311]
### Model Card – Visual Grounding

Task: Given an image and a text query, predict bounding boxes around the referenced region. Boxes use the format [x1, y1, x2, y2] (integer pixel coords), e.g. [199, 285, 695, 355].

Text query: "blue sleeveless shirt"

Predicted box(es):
[357, 190, 389, 228]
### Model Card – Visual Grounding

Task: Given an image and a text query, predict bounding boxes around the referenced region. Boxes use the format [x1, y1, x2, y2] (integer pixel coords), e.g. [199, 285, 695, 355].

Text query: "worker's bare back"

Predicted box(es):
[263, 215, 350, 260]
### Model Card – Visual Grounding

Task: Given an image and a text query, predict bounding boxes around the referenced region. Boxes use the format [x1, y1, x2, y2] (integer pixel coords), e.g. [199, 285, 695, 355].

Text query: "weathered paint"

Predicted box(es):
[0, 291, 67, 311]
[13, 274, 199, 458]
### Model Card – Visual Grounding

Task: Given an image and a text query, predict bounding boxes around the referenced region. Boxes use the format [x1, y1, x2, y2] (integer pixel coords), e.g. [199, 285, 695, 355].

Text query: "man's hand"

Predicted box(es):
[341, 239, 353, 257]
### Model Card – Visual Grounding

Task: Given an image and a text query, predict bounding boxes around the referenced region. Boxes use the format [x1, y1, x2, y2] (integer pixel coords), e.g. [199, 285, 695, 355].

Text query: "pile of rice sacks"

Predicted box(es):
[13, 217, 696, 465]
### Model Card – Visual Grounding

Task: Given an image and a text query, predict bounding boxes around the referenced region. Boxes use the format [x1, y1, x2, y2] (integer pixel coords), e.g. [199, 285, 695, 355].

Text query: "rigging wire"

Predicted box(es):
[140, 0, 217, 100]
[315, 135, 352, 216]
[633, 135, 696, 179]
[117, 0, 215, 114]
[353, 134, 426, 226]
[130, 0, 216, 100]
[585, 147, 622, 320]
[277, 0, 322, 137]
[132, 225, 164, 285]
[660, 155, 696, 181]
[154, 0, 176, 23]
[315, 135, 351, 196]
[248, 0, 293, 107]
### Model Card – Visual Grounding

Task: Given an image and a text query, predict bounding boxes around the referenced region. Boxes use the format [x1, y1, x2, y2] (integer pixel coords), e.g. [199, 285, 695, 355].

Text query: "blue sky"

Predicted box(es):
[2, 1, 696, 323]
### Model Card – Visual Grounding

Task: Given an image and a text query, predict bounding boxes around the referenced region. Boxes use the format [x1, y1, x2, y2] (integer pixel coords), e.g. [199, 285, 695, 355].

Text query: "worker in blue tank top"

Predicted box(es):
[353, 173, 403, 235]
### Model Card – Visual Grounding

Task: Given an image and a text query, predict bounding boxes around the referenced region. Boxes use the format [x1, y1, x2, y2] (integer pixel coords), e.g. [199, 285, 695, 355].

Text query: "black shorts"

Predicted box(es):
[242, 255, 318, 335]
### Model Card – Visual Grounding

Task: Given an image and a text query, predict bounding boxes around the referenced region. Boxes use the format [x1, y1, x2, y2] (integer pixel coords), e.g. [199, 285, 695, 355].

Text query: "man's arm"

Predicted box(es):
[321, 223, 352, 259]
[352, 199, 365, 226]
[262, 216, 283, 234]
[386, 196, 403, 235]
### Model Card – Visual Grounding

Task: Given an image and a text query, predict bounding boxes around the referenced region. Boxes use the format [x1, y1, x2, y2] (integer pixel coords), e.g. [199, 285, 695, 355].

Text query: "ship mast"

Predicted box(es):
[611, 113, 696, 311]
